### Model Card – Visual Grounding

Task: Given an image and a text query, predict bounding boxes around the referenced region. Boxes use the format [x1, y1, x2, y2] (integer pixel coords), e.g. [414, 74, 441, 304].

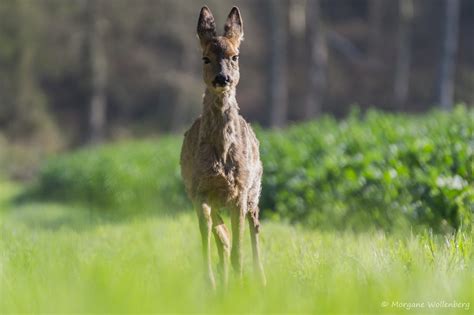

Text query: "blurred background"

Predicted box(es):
[0, 0, 473, 179]
[0, 0, 472, 233]
[0, 2, 473, 311]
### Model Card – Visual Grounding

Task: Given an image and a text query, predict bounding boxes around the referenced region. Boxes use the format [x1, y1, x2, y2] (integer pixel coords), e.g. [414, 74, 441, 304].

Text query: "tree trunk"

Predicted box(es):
[267, 0, 288, 128]
[393, 0, 414, 109]
[170, 55, 194, 132]
[364, 0, 383, 105]
[437, 0, 460, 110]
[87, 0, 108, 144]
[288, 0, 306, 36]
[368, 0, 383, 63]
[16, 0, 45, 133]
[16, 0, 39, 129]
[304, 0, 327, 119]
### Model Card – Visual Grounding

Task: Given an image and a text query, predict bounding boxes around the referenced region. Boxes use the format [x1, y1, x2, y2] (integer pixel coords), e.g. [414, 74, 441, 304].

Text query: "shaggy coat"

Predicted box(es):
[180, 89, 262, 213]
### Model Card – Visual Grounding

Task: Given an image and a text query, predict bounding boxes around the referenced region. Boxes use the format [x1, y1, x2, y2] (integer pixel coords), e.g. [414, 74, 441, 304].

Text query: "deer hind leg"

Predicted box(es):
[230, 205, 245, 278]
[248, 207, 266, 286]
[196, 202, 216, 289]
[211, 211, 230, 288]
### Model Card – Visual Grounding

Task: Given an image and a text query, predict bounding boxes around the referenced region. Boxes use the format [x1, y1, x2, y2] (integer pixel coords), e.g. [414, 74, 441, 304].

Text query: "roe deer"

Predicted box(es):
[180, 6, 266, 289]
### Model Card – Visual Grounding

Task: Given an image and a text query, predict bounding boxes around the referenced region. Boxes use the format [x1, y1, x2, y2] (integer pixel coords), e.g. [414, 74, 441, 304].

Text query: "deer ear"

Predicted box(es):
[197, 6, 216, 48]
[224, 7, 244, 46]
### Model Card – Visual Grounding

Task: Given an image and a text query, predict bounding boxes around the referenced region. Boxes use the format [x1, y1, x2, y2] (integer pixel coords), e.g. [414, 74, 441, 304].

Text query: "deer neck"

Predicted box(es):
[200, 88, 240, 161]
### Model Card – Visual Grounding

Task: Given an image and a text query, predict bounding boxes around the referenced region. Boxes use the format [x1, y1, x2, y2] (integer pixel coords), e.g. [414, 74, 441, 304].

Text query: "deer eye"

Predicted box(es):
[202, 57, 211, 64]
[232, 55, 239, 62]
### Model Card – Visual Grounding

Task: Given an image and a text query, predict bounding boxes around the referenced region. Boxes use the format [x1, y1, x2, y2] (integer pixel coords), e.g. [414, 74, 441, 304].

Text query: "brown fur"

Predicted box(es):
[180, 6, 266, 288]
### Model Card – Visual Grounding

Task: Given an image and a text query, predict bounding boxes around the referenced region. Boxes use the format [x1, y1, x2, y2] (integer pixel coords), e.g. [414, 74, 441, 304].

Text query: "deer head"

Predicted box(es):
[197, 6, 244, 94]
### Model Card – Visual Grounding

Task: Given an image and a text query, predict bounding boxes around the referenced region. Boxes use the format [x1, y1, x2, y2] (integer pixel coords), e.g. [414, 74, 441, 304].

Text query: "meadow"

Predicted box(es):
[1, 108, 473, 314]
[1, 190, 473, 314]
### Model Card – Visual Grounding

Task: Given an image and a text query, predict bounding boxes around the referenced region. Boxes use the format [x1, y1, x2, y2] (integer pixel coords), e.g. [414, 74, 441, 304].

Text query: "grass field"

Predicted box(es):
[1, 182, 472, 314]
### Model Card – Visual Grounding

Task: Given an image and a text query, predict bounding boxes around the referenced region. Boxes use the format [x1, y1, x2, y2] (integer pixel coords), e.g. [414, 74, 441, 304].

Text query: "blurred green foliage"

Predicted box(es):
[32, 137, 187, 213]
[30, 107, 473, 232]
[260, 106, 474, 232]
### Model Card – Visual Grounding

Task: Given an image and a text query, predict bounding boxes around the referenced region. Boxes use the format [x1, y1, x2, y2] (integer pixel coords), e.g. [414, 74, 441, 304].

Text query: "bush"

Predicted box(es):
[32, 137, 188, 213]
[30, 107, 473, 231]
[260, 106, 473, 232]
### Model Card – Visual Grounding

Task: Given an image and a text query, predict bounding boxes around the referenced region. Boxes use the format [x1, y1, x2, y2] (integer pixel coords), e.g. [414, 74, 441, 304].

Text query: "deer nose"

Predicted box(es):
[214, 74, 230, 86]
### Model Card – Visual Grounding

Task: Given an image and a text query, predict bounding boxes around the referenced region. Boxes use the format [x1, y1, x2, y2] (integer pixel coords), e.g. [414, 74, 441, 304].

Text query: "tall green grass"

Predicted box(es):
[1, 204, 473, 314]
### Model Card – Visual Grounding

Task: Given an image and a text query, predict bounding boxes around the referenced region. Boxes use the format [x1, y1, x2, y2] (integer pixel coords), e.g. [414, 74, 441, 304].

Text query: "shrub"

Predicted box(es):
[259, 107, 473, 232]
[30, 107, 473, 231]
[32, 137, 188, 213]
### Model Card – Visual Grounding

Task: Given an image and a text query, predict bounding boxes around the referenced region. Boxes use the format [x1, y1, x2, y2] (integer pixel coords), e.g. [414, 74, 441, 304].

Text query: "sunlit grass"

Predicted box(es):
[1, 201, 473, 314]
[0, 180, 20, 210]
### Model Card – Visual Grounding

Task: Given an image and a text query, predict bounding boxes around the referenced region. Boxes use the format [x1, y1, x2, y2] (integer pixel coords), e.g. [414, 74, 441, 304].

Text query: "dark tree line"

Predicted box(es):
[0, 0, 471, 152]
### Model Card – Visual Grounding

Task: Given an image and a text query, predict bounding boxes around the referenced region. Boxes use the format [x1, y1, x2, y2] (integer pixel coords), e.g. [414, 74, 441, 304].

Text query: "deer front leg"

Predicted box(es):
[248, 208, 266, 286]
[211, 211, 230, 288]
[196, 202, 216, 289]
[230, 206, 245, 278]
